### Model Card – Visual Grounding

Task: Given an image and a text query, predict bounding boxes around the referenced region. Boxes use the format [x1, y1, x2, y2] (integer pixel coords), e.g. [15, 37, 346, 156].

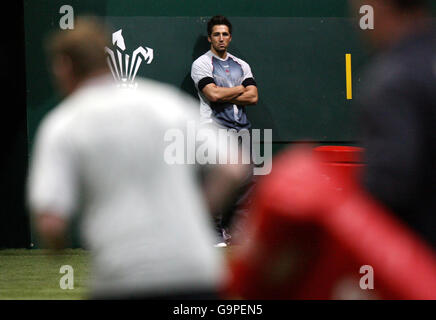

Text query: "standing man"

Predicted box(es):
[28, 17, 247, 299]
[191, 16, 259, 246]
[352, 0, 436, 249]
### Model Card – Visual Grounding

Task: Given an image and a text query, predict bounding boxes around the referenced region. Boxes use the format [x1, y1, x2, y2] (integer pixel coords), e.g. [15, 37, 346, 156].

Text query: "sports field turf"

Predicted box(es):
[0, 249, 90, 300]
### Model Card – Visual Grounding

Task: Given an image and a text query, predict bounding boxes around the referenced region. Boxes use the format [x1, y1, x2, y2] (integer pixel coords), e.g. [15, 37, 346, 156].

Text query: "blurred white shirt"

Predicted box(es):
[27, 74, 228, 297]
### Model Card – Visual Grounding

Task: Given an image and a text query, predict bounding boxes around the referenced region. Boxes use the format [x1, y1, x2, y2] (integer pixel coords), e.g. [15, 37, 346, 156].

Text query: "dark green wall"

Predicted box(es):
[23, 0, 436, 145]
[25, 0, 365, 145]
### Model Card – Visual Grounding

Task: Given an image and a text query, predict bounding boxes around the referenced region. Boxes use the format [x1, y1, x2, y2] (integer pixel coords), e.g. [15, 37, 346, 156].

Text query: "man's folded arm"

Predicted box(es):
[199, 77, 245, 103]
[229, 84, 258, 106]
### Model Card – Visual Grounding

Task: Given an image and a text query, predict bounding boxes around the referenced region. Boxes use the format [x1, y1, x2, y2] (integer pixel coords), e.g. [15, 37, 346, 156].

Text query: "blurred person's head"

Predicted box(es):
[207, 16, 232, 55]
[350, 0, 430, 50]
[45, 16, 110, 96]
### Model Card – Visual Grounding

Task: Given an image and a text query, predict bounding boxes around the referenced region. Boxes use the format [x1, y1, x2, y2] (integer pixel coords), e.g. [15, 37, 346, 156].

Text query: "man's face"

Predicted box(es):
[208, 25, 232, 53]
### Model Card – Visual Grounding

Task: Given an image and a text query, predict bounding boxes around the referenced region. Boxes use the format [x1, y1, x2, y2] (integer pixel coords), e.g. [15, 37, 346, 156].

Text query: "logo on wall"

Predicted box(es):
[105, 29, 154, 88]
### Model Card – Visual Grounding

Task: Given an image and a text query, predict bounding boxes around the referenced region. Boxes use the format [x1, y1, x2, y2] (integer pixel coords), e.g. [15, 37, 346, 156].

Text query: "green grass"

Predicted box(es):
[0, 249, 90, 300]
[0, 247, 234, 300]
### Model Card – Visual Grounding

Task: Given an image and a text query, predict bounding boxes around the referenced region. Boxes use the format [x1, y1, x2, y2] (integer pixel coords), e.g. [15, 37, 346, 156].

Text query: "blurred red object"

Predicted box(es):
[226, 146, 436, 299]
[313, 145, 365, 182]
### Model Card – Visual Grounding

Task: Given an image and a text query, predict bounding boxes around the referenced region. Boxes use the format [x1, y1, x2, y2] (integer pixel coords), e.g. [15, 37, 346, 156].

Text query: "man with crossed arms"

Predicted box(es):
[191, 15, 259, 246]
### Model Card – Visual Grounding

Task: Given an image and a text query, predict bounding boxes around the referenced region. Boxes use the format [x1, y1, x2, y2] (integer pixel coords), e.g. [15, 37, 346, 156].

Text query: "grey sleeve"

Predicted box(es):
[240, 60, 254, 81]
[191, 57, 214, 91]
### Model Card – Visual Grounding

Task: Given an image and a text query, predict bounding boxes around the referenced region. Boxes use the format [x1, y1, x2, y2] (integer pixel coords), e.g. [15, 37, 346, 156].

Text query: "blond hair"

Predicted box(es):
[46, 16, 110, 80]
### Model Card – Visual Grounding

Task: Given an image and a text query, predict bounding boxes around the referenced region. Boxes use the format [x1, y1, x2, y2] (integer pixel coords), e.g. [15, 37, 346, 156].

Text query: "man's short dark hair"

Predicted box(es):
[207, 16, 232, 36]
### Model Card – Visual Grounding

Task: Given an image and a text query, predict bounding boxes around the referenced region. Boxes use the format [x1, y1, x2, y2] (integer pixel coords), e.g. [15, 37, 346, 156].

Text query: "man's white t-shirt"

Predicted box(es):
[27, 74, 227, 297]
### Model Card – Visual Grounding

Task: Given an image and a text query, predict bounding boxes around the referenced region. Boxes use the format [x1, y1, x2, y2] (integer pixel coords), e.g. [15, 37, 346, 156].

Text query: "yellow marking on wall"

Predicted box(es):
[346, 53, 352, 100]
